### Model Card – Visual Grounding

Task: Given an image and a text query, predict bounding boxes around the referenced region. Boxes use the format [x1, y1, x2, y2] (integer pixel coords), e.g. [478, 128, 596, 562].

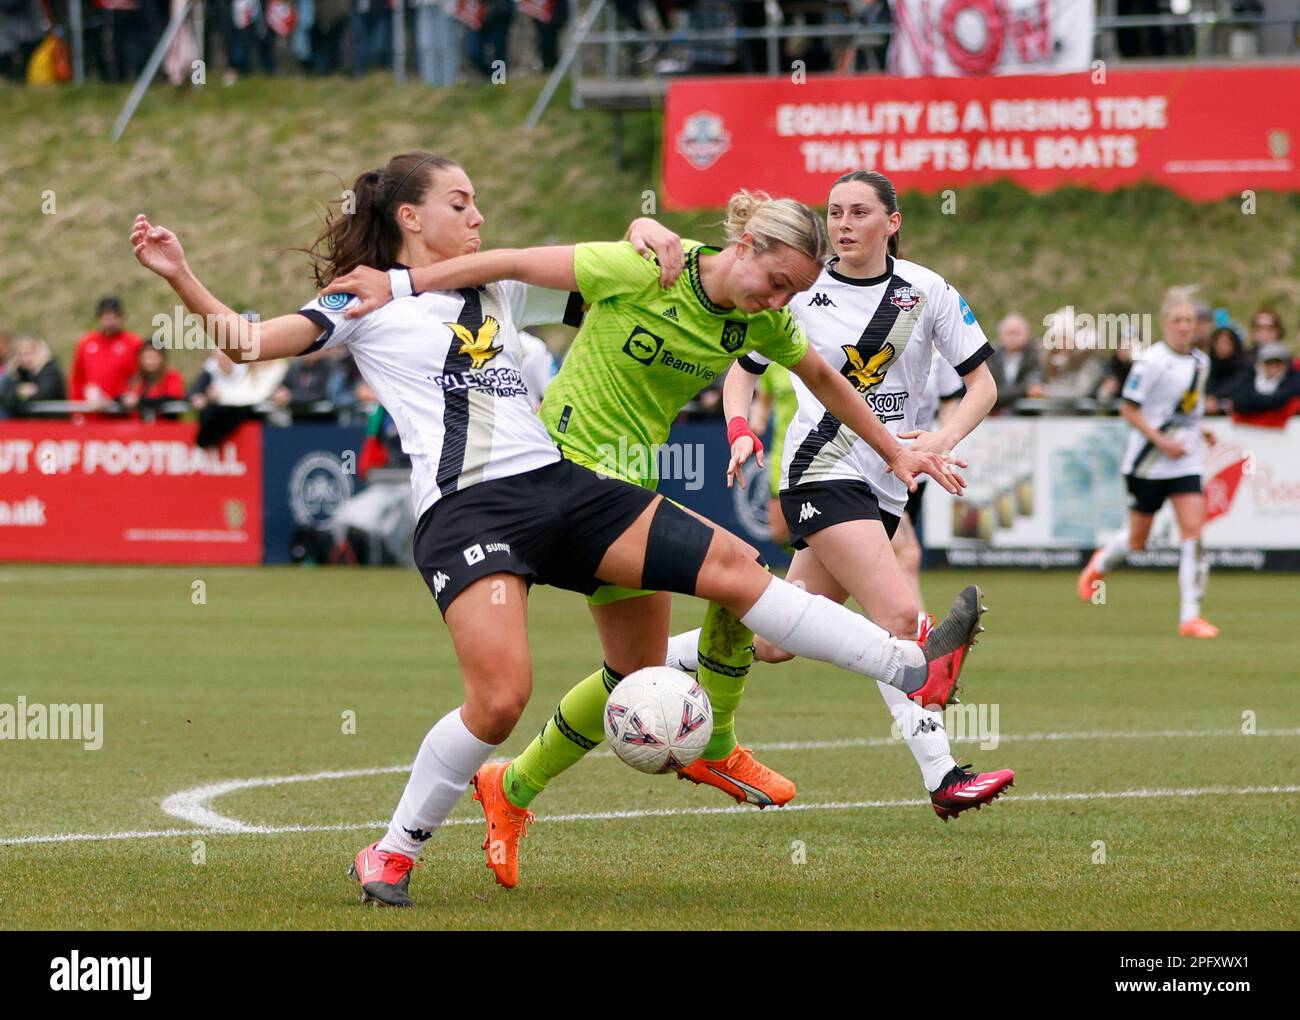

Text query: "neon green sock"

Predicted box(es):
[696, 602, 754, 760]
[503, 663, 622, 809]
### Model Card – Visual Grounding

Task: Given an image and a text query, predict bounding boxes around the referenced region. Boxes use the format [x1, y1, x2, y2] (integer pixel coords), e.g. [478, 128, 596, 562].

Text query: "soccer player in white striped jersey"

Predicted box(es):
[673, 171, 1015, 820]
[1078, 286, 1220, 637]
[130, 153, 986, 906]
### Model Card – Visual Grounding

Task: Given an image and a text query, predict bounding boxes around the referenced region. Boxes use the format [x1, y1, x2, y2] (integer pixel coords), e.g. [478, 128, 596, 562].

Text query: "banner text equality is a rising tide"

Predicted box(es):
[664, 67, 1300, 207]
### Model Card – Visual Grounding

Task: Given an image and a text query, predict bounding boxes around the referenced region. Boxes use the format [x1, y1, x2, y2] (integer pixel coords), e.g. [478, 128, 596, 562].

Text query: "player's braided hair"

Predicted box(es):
[832, 170, 901, 257]
[305, 151, 459, 288]
[721, 190, 831, 266]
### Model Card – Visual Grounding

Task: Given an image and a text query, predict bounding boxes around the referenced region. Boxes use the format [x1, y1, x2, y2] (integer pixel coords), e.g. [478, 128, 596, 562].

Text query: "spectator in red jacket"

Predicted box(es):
[120, 341, 185, 421]
[70, 296, 144, 407]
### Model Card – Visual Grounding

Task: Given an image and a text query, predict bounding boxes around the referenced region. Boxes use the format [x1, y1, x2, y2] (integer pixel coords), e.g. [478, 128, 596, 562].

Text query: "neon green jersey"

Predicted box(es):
[541, 240, 809, 488]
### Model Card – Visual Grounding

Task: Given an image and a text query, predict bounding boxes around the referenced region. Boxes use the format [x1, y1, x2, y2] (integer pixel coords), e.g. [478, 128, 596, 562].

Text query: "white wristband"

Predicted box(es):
[388, 268, 416, 299]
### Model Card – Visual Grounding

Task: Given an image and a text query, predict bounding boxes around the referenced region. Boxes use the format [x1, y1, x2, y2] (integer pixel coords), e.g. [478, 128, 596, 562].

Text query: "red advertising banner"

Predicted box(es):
[663, 67, 1300, 207]
[0, 421, 262, 564]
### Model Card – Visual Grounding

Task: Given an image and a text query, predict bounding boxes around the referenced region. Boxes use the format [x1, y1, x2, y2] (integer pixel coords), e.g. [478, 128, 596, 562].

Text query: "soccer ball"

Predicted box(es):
[603, 666, 713, 775]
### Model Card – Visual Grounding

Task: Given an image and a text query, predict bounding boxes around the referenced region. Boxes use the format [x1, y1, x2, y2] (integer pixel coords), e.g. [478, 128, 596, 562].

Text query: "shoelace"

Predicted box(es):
[944, 764, 977, 788]
[727, 748, 769, 780]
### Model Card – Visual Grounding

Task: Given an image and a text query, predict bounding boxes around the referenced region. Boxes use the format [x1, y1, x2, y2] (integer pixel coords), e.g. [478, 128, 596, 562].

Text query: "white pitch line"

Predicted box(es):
[3, 784, 1299, 848]
[159, 765, 411, 832]
[157, 726, 1300, 832]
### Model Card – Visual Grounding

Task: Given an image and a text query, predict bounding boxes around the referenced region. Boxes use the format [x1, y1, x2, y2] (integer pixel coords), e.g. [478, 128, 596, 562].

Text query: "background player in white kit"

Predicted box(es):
[1077, 286, 1220, 637]
[673, 171, 1015, 820]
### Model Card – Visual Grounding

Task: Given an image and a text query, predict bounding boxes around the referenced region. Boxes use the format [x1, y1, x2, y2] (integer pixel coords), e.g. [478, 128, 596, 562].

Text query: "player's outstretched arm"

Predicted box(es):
[130, 214, 319, 362]
[323, 246, 579, 319]
[790, 348, 967, 496]
[902, 361, 996, 455]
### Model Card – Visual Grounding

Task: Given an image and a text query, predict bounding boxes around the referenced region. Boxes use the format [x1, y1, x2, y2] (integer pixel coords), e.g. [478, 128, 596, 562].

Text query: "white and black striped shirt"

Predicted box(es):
[298, 281, 572, 517]
[744, 256, 992, 517]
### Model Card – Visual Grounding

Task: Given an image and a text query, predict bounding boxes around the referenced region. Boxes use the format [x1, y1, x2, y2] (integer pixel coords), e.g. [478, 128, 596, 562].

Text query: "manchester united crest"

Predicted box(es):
[720, 320, 748, 353]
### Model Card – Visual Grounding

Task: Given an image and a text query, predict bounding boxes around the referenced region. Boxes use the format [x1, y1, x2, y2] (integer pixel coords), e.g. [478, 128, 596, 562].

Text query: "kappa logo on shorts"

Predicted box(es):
[431, 571, 450, 596]
[463, 545, 485, 565]
[798, 502, 821, 523]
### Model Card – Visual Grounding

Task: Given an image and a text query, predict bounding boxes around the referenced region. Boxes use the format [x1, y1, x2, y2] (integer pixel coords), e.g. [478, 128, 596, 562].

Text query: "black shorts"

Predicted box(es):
[413, 459, 658, 615]
[779, 480, 900, 549]
[904, 481, 927, 534]
[1124, 473, 1201, 516]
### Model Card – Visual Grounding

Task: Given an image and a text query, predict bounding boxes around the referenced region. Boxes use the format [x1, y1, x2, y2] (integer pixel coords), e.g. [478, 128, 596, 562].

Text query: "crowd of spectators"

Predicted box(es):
[0, 296, 380, 441]
[986, 301, 1300, 424]
[2, 291, 1297, 434]
[7, 1, 1285, 87]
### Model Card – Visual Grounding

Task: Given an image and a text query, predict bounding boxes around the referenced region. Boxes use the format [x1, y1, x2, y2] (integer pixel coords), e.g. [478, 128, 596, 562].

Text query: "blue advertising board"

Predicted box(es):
[261, 424, 367, 563]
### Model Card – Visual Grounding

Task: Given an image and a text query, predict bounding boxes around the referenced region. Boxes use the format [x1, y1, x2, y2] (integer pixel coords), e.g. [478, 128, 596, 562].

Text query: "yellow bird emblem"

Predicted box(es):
[447, 316, 503, 370]
[843, 342, 896, 392]
[1180, 388, 1200, 414]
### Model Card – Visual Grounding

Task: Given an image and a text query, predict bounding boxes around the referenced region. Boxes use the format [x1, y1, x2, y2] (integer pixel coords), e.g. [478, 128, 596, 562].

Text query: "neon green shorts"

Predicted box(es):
[586, 583, 658, 606]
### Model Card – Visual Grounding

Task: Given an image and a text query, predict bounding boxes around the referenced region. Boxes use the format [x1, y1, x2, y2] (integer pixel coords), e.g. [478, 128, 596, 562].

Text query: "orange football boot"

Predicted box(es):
[1077, 549, 1106, 602]
[676, 745, 795, 808]
[471, 760, 535, 889]
[1178, 617, 1220, 638]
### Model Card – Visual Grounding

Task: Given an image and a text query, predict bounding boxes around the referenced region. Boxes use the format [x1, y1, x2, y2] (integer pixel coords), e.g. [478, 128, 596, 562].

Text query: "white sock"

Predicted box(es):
[1178, 538, 1208, 624]
[739, 577, 925, 687]
[879, 680, 956, 791]
[1096, 528, 1130, 572]
[665, 628, 702, 672]
[378, 707, 498, 859]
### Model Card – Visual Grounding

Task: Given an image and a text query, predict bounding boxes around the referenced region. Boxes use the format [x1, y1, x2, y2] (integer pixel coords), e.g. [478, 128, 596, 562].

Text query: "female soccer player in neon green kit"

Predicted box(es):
[325, 190, 980, 889]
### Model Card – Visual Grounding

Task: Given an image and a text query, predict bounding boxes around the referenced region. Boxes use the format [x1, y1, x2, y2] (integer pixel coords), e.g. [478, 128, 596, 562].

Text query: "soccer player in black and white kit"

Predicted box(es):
[130, 152, 985, 906]
[671, 171, 1015, 820]
[1077, 286, 1220, 637]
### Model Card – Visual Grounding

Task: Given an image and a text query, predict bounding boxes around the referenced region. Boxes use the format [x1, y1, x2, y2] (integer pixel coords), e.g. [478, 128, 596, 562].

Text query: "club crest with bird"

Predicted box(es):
[447, 316, 503, 369]
[842, 342, 897, 393]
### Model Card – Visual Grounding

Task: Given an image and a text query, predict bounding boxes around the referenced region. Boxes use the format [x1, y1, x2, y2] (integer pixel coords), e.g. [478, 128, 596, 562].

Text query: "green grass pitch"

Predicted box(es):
[1, 565, 1296, 930]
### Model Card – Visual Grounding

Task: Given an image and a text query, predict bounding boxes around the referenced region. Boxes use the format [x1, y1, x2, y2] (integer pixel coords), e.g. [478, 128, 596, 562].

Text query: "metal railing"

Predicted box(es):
[529, 1, 1300, 123]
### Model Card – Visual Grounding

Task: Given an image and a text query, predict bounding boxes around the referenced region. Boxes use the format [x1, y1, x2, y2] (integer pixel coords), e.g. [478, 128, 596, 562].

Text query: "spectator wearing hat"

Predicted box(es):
[70, 296, 143, 408]
[0, 334, 66, 417]
[1223, 342, 1300, 422]
[120, 341, 185, 421]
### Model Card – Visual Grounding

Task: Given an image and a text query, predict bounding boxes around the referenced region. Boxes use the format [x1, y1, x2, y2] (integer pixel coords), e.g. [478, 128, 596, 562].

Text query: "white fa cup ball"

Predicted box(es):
[603, 666, 713, 775]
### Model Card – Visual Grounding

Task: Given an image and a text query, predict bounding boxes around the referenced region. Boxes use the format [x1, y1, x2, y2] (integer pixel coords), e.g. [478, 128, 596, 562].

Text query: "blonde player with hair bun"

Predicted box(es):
[325, 185, 983, 889]
[678, 169, 1014, 821]
[1078, 285, 1220, 636]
